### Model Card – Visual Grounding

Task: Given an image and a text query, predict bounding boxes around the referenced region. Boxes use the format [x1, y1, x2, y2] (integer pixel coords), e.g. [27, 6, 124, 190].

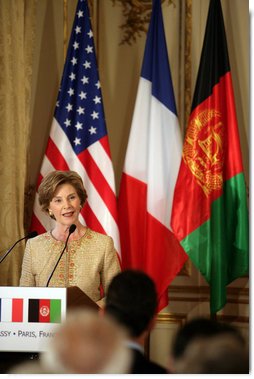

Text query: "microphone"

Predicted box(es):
[46, 224, 76, 287]
[0, 231, 38, 264]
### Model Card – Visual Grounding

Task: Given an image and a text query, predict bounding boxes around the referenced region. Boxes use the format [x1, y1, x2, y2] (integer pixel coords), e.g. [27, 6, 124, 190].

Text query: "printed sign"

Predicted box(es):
[0, 287, 66, 352]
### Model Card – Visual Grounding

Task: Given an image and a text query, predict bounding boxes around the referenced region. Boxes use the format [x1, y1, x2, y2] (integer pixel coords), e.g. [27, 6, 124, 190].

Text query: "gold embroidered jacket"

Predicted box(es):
[19, 228, 121, 306]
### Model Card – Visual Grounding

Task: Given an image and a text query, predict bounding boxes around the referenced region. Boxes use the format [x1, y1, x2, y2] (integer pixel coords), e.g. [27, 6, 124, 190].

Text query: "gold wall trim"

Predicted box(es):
[169, 285, 249, 296]
[217, 315, 249, 323]
[156, 313, 249, 324]
[169, 296, 249, 305]
[156, 313, 187, 324]
[168, 284, 249, 305]
[169, 295, 209, 302]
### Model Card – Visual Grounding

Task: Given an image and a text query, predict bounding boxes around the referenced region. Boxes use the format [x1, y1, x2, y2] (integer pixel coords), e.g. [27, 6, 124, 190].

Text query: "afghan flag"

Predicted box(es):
[28, 299, 61, 323]
[171, 0, 249, 314]
[118, 0, 188, 311]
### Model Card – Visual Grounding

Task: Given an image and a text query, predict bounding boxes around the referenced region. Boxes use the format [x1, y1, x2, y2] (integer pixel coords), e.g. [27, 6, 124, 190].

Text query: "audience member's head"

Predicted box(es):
[104, 270, 168, 374]
[174, 333, 249, 374]
[168, 316, 248, 374]
[10, 309, 132, 374]
[104, 269, 158, 339]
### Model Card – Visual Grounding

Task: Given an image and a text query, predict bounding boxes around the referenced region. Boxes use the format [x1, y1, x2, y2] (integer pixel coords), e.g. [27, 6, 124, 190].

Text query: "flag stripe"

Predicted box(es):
[31, 212, 46, 231]
[28, 299, 39, 322]
[49, 119, 85, 171]
[82, 202, 105, 234]
[191, 0, 230, 111]
[99, 135, 112, 158]
[50, 299, 61, 323]
[124, 80, 183, 227]
[40, 154, 57, 178]
[0, 299, 12, 322]
[141, 3, 177, 114]
[30, 214, 45, 235]
[78, 148, 118, 223]
[39, 299, 50, 323]
[181, 174, 248, 312]
[12, 299, 23, 322]
[36, 173, 43, 190]
[88, 137, 116, 192]
[45, 137, 70, 171]
[49, 120, 79, 169]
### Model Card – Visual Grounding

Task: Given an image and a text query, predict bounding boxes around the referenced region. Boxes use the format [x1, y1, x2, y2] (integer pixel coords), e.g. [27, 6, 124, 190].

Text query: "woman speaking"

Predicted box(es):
[19, 170, 121, 307]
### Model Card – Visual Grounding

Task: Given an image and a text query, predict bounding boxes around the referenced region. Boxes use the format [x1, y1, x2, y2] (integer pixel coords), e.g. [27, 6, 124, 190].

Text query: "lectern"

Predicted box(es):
[67, 286, 99, 310]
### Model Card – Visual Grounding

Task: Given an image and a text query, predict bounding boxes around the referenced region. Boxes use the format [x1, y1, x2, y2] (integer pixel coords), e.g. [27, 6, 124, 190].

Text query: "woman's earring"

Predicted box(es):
[49, 209, 53, 217]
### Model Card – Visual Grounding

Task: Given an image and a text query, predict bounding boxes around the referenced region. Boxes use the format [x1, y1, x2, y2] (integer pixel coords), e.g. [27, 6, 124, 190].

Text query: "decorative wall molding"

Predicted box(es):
[169, 285, 249, 306]
[156, 312, 187, 324]
[111, 0, 175, 45]
[169, 285, 249, 296]
[217, 315, 249, 324]
[168, 284, 249, 305]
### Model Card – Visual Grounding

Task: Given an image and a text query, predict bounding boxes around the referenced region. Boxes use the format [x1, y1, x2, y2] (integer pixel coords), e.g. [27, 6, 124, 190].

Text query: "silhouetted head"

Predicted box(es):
[105, 269, 158, 337]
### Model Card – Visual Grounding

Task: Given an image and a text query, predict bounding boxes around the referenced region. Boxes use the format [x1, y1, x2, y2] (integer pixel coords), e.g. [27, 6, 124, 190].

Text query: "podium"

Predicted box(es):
[67, 286, 99, 310]
[0, 286, 99, 373]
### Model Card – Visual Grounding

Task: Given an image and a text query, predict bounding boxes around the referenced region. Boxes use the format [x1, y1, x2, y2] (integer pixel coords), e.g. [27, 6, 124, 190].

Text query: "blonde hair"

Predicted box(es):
[41, 309, 132, 374]
[38, 170, 87, 217]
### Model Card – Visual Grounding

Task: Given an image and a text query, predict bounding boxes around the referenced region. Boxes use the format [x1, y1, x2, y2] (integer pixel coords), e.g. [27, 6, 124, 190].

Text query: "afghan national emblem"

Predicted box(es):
[183, 108, 224, 197]
[40, 305, 50, 317]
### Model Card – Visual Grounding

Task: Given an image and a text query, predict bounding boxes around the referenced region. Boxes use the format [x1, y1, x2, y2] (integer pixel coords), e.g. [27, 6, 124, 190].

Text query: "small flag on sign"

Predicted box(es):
[28, 299, 61, 323]
[0, 298, 23, 322]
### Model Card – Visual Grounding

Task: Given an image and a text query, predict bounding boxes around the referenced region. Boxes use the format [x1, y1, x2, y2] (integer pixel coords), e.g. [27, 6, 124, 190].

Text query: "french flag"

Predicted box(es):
[0, 298, 23, 322]
[118, 0, 187, 311]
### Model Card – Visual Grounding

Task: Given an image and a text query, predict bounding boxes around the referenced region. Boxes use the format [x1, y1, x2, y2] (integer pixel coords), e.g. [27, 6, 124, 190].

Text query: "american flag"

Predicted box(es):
[31, 0, 120, 256]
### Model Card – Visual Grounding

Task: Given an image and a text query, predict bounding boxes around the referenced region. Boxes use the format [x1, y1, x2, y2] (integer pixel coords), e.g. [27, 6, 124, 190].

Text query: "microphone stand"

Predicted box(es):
[46, 224, 76, 287]
[0, 231, 38, 264]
